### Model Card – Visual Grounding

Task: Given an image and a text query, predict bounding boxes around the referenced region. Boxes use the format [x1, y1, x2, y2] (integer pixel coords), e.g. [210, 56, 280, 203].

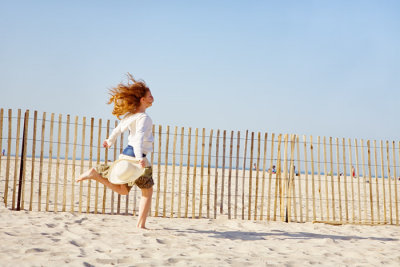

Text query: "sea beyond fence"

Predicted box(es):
[0, 108, 399, 226]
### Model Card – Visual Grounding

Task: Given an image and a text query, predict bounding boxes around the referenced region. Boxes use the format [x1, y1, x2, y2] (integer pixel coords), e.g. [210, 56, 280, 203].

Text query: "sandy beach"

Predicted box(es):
[1, 156, 400, 266]
[1, 204, 399, 266]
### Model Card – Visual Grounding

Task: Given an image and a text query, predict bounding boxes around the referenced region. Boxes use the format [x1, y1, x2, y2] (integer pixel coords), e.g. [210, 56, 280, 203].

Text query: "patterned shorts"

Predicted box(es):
[95, 164, 154, 189]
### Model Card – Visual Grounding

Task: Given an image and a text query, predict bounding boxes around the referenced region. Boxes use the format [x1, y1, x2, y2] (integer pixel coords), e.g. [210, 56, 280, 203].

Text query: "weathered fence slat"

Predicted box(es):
[199, 128, 206, 218]
[147, 125, 154, 216]
[355, 139, 362, 223]
[220, 130, 226, 215]
[260, 132, 267, 220]
[360, 139, 368, 222]
[234, 131, 240, 219]
[94, 119, 102, 214]
[155, 125, 162, 217]
[103, 120, 110, 215]
[163, 125, 170, 218]
[380, 140, 387, 223]
[4, 109, 12, 207]
[287, 134, 296, 222]
[110, 120, 118, 215]
[267, 133, 275, 221]
[386, 141, 393, 224]
[78, 117, 86, 214]
[206, 129, 213, 218]
[303, 135, 309, 222]
[373, 140, 380, 223]
[392, 141, 399, 225]
[273, 134, 282, 221]
[254, 132, 260, 220]
[335, 138, 342, 222]
[117, 123, 123, 215]
[214, 129, 219, 219]
[241, 130, 248, 220]
[178, 127, 184, 218]
[12, 109, 22, 210]
[342, 138, 349, 222]
[17, 110, 29, 211]
[45, 113, 55, 212]
[29, 111, 38, 211]
[348, 138, 355, 223]
[248, 132, 254, 220]
[367, 141, 374, 223]
[228, 131, 233, 219]
[185, 127, 191, 218]
[296, 135, 303, 222]
[317, 136, 323, 221]
[70, 116, 78, 212]
[199, 128, 205, 218]
[62, 114, 70, 212]
[291, 135, 297, 222]
[170, 126, 177, 217]
[54, 114, 62, 212]
[323, 137, 330, 221]
[214, 129, 220, 219]
[192, 128, 198, 218]
[86, 118, 94, 213]
[281, 134, 288, 222]
[310, 135, 316, 221]
[329, 137, 335, 221]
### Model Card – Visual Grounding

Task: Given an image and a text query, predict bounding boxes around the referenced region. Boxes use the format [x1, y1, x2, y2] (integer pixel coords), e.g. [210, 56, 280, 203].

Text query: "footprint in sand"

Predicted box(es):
[25, 248, 47, 253]
[167, 257, 180, 264]
[96, 258, 117, 264]
[156, 238, 170, 245]
[74, 218, 88, 224]
[4, 232, 17, 236]
[52, 231, 63, 236]
[142, 232, 158, 237]
[117, 256, 135, 264]
[141, 251, 152, 258]
[69, 240, 84, 247]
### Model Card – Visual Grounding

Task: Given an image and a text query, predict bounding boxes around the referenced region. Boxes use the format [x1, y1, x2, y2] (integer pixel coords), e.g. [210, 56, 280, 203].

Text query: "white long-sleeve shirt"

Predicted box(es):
[105, 113, 153, 159]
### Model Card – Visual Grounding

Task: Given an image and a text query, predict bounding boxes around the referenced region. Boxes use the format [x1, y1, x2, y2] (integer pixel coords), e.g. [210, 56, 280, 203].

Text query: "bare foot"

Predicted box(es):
[76, 168, 97, 182]
[136, 226, 150, 230]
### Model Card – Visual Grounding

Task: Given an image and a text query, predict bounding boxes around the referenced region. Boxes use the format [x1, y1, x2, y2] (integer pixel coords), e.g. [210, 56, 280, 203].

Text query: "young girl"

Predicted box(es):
[76, 74, 154, 229]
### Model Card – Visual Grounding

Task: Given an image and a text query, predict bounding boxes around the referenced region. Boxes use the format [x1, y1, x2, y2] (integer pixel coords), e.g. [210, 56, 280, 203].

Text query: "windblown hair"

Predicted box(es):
[108, 73, 150, 119]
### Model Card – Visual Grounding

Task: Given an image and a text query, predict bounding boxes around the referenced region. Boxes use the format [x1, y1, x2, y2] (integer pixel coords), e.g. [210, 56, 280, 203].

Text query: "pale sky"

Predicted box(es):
[1, 0, 399, 142]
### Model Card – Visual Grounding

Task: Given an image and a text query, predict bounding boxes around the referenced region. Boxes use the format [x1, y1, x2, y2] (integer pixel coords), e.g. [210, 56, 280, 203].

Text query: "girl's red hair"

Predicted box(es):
[108, 73, 149, 119]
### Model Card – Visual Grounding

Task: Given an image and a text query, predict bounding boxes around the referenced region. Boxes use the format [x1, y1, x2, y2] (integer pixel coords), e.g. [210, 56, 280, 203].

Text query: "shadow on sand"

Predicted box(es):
[166, 228, 399, 242]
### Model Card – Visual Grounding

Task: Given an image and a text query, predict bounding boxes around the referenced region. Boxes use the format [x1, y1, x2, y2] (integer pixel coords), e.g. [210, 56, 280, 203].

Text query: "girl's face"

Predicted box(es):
[141, 90, 154, 108]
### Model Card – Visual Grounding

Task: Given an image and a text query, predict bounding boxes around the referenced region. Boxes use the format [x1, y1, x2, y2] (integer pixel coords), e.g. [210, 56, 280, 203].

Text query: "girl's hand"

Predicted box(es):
[103, 140, 109, 148]
[139, 159, 146, 168]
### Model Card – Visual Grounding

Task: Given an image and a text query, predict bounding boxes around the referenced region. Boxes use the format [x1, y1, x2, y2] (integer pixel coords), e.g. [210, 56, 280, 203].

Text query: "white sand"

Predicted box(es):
[0, 204, 399, 266]
[1, 157, 400, 266]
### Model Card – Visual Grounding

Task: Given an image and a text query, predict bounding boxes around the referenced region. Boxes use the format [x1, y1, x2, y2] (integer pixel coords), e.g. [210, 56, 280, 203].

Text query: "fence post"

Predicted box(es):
[17, 110, 29, 211]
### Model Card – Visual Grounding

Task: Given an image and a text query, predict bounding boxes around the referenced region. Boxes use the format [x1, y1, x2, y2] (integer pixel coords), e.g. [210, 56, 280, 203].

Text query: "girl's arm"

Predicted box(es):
[104, 122, 123, 148]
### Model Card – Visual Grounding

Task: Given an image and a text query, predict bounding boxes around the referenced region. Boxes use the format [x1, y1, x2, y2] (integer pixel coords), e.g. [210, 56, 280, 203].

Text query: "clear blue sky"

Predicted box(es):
[1, 0, 399, 141]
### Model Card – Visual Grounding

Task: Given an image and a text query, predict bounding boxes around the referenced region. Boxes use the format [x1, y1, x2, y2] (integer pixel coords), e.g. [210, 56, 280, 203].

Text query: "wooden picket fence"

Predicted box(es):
[0, 108, 399, 225]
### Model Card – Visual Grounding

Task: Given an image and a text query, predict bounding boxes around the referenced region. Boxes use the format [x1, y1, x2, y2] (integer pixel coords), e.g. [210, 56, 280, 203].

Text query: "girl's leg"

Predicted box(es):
[137, 186, 153, 229]
[76, 168, 131, 195]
